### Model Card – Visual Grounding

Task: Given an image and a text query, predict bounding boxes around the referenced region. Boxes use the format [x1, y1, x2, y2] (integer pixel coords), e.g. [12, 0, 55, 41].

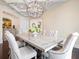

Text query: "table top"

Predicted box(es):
[16, 32, 62, 52]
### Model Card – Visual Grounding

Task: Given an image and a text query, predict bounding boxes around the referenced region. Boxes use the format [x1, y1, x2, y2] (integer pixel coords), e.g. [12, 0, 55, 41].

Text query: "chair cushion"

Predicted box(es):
[19, 46, 37, 59]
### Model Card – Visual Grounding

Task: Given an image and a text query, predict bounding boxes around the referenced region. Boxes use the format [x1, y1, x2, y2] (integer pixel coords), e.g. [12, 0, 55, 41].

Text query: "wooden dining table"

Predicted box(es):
[16, 32, 62, 59]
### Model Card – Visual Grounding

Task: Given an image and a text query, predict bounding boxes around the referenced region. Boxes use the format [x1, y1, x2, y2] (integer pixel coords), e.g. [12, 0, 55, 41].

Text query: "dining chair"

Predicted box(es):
[4, 30, 26, 58]
[5, 31, 37, 59]
[48, 32, 79, 59]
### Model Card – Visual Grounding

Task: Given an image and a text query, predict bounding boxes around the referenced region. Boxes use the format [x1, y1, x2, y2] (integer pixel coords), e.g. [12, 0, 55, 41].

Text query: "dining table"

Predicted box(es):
[16, 32, 62, 59]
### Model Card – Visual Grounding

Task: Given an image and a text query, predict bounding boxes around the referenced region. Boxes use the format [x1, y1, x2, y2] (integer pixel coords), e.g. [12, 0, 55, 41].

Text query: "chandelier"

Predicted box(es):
[26, 0, 44, 18]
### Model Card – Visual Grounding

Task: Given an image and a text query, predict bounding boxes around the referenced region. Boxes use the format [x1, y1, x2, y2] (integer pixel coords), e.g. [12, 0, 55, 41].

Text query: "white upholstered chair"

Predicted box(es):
[48, 32, 79, 59]
[5, 31, 37, 59]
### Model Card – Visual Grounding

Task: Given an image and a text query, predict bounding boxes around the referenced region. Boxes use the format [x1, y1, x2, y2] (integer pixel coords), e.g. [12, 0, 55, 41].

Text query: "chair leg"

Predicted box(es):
[35, 56, 37, 59]
[9, 54, 11, 59]
[8, 50, 11, 59]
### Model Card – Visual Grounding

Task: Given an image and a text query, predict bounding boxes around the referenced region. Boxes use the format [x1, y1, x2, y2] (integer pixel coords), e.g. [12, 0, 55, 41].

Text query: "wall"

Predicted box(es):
[42, 0, 79, 48]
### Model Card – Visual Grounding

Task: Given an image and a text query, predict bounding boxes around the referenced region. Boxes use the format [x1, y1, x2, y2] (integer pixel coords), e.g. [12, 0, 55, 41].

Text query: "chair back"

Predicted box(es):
[5, 31, 21, 59]
[63, 32, 79, 52]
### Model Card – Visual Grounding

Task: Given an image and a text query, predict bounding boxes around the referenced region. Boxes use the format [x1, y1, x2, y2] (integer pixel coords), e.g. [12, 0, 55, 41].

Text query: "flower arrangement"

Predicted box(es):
[29, 22, 41, 37]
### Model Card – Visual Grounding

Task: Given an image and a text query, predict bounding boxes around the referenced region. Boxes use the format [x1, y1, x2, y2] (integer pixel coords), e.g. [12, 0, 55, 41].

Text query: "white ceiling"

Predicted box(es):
[3, 0, 68, 17]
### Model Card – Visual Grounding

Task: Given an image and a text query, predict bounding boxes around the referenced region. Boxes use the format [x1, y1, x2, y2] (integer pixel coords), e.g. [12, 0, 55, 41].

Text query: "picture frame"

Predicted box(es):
[29, 18, 43, 34]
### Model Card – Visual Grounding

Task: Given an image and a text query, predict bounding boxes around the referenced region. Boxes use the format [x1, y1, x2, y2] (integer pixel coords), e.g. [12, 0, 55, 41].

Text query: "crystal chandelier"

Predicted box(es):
[26, 0, 44, 18]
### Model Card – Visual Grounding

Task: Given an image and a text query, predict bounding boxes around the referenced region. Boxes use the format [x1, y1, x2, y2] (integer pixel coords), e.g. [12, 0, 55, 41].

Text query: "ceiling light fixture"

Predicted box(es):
[25, 0, 44, 18]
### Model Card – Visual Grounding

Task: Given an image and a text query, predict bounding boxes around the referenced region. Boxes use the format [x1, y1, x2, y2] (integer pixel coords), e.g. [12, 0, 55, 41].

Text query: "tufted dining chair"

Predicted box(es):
[48, 32, 79, 59]
[5, 31, 37, 59]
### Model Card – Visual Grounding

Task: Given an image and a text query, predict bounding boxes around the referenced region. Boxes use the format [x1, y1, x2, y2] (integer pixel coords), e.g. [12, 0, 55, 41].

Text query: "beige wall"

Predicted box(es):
[42, 0, 79, 48]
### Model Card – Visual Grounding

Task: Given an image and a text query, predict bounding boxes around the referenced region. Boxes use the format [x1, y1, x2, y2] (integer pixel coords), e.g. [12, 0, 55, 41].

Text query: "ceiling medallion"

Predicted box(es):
[27, 1, 44, 18]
